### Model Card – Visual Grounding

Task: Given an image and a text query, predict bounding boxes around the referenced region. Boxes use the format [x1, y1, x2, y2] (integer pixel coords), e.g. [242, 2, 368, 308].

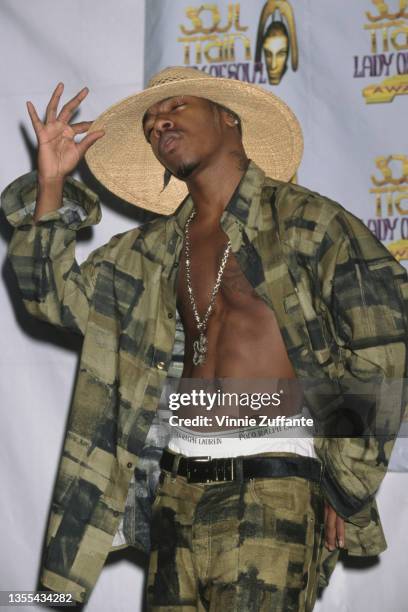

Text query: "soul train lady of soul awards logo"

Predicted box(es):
[366, 154, 408, 260]
[353, 0, 408, 102]
[177, 0, 298, 85]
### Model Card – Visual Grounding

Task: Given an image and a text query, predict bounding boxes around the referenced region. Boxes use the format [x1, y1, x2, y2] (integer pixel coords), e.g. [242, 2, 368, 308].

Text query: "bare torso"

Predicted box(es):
[177, 219, 296, 380]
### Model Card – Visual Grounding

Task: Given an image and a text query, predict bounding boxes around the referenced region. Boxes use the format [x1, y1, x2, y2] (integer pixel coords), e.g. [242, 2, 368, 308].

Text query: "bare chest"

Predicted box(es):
[175, 225, 296, 377]
[176, 231, 263, 316]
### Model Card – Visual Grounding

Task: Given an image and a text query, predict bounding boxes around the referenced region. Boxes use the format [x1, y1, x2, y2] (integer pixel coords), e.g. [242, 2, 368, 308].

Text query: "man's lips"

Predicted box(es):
[158, 131, 182, 156]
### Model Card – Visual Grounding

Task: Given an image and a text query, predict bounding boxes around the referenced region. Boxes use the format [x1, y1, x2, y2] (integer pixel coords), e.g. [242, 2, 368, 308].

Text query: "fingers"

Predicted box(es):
[27, 84, 92, 135]
[76, 129, 105, 158]
[336, 515, 345, 549]
[71, 121, 94, 134]
[26, 87, 102, 158]
[324, 502, 346, 551]
[324, 503, 337, 551]
[45, 82, 64, 123]
[58, 86, 89, 124]
[26, 100, 43, 137]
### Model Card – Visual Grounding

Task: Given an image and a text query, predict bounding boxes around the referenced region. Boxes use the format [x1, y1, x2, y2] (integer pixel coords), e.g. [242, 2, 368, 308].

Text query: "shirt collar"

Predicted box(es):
[170, 159, 266, 238]
[163, 159, 267, 276]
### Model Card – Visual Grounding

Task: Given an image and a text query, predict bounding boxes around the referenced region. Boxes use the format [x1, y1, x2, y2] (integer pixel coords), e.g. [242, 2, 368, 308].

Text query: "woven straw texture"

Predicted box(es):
[85, 66, 303, 214]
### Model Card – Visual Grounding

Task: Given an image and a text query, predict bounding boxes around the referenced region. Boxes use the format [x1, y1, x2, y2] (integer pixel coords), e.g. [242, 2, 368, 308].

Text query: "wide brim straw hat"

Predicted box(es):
[85, 66, 303, 215]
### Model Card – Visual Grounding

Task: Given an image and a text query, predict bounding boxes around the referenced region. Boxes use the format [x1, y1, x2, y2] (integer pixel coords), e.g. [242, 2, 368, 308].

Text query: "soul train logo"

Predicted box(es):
[353, 0, 408, 102]
[366, 155, 408, 260]
[177, 1, 298, 85]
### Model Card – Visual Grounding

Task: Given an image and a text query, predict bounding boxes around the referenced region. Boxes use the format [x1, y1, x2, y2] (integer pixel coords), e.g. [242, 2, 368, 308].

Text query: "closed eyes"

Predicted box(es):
[144, 100, 187, 142]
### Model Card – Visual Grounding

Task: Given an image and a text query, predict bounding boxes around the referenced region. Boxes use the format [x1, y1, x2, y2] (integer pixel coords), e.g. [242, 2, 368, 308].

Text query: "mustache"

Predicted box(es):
[158, 129, 182, 151]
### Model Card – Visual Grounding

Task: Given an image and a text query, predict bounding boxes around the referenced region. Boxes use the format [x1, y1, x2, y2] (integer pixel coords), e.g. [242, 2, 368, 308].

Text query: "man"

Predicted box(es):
[2, 67, 407, 611]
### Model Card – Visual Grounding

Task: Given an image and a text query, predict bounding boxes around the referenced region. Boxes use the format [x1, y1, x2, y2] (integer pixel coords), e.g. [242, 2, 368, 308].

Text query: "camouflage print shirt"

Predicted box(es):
[2, 160, 408, 604]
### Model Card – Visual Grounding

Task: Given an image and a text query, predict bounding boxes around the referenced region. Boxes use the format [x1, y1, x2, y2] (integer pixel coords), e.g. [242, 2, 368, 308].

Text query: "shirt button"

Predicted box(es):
[173, 261, 179, 268]
[127, 462, 133, 468]
[113, 510, 120, 517]
[157, 361, 165, 370]
[168, 312, 173, 319]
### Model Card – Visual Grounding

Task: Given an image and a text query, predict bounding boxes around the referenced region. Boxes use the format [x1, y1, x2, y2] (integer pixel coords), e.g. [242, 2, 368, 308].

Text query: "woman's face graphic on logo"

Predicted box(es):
[262, 21, 289, 85]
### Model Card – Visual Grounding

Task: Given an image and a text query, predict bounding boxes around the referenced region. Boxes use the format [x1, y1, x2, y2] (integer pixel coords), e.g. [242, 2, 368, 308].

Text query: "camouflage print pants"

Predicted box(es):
[147, 452, 336, 611]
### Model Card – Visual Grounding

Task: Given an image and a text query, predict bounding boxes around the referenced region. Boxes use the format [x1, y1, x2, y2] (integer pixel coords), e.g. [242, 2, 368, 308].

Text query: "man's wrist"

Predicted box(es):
[34, 178, 65, 223]
[37, 175, 66, 188]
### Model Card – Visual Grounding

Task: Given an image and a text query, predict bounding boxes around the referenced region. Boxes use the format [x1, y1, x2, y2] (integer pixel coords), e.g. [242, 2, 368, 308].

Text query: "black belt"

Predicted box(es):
[160, 448, 323, 484]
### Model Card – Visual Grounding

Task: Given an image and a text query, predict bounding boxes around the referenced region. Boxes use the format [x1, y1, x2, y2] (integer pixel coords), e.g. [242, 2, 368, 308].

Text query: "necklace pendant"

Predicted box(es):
[192, 332, 208, 366]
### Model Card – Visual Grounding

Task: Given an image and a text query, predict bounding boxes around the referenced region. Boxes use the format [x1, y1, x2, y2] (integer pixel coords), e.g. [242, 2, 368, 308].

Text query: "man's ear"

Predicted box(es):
[220, 108, 240, 132]
[222, 109, 238, 128]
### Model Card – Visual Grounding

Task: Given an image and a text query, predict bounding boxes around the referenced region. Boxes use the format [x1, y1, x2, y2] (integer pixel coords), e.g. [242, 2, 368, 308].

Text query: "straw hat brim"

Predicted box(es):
[85, 74, 303, 215]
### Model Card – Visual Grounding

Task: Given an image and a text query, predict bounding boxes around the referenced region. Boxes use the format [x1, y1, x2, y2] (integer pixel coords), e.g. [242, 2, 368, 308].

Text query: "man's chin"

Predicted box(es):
[173, 161, 200, 181]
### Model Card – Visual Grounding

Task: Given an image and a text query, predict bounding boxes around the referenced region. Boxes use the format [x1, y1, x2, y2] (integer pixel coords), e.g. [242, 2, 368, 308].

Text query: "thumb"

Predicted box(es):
[77, 129, 105, 158]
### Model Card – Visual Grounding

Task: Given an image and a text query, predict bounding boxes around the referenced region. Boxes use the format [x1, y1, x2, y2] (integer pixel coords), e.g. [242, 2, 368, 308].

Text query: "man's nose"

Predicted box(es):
[153, 116, 174, 137]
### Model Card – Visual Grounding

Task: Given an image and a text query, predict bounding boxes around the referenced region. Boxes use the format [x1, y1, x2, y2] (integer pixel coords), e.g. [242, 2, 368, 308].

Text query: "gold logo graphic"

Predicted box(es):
[368, 154, 408, 260]
[366, 0, 408, 23]
[387, 239, 408, 259]
[178, 4, 250, 65]
[358, 0, 408, 103]
[363, 73, 408, 102]
[254, 0, 298, 85]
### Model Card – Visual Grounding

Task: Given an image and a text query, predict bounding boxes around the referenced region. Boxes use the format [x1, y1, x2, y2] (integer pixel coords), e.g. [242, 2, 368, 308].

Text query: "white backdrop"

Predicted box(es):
[1, 1, 408, 611]
[0, 1, 148, 610]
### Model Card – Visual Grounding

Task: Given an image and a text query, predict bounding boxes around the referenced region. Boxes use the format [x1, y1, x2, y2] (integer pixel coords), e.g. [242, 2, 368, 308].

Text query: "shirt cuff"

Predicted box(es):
[1, 170, 102, 229]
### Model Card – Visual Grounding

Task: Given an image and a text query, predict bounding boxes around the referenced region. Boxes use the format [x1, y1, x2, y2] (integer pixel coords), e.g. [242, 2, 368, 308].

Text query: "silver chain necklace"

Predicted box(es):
[184, 208, 231, 366]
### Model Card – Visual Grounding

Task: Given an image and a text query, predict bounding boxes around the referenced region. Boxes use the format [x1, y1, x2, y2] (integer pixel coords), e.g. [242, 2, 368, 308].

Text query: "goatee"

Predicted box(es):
[175, 161, 199, 180]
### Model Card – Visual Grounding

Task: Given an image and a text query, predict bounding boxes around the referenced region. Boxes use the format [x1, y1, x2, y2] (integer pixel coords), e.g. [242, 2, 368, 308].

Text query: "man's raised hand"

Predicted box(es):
[26, 82, 105, 183]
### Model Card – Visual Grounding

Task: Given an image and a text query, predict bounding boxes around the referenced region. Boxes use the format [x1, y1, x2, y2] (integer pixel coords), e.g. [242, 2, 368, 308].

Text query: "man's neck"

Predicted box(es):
[185, 151, 249, 227]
